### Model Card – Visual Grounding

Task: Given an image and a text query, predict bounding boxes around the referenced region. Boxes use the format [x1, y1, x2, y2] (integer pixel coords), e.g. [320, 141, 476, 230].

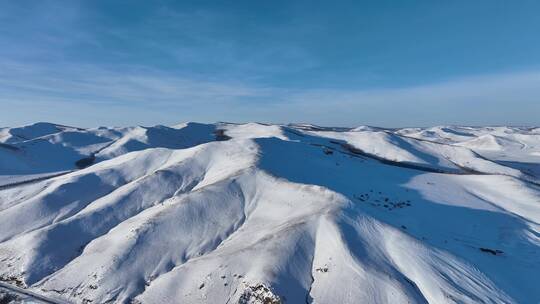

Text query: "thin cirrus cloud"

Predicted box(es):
[1, 57, 539, 128]
[1, 1, 539, 127]
[278, 71, 540, 127]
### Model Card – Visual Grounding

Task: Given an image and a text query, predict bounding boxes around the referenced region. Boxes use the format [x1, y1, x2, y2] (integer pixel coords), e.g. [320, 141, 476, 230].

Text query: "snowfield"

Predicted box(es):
[0, 122, 539, 304]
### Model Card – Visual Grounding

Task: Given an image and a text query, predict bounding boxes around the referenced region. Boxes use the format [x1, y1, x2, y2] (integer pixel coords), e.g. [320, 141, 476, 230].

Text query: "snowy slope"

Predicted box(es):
[397, 126, 540, 180]
[0, 122, 67, 144]
[0, 122, 539, 304]
[0, 122, 217, 178]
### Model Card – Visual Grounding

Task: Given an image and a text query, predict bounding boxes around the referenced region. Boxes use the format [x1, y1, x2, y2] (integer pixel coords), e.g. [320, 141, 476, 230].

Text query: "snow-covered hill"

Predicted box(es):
[0, 122, 539, 304]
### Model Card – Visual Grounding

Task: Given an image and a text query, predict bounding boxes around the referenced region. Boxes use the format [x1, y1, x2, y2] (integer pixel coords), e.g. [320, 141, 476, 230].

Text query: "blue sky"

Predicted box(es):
[1, 0, 539, 127]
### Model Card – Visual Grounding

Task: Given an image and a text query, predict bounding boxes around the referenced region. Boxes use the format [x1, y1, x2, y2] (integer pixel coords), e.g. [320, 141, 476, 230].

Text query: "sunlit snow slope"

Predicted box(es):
[0, 122, 539, 304]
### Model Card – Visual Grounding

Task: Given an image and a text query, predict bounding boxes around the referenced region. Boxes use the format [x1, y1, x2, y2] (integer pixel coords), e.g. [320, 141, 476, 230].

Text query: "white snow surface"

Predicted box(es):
[0, 122, 539, 304]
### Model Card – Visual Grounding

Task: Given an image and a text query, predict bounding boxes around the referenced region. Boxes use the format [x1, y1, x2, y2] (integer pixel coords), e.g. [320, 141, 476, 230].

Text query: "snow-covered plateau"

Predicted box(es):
[0, 122, 539, 304]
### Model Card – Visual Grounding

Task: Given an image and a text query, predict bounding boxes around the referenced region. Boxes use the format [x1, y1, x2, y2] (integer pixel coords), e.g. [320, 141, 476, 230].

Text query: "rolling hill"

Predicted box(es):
[0, 122, 539, 304]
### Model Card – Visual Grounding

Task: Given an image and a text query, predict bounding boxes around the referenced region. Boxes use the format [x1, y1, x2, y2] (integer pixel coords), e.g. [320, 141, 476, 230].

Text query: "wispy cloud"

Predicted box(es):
[0, 2, 539, 127]
[274, 71, 540, 126]
[0, 60, 274, 107]
[1, 54, 539, 127]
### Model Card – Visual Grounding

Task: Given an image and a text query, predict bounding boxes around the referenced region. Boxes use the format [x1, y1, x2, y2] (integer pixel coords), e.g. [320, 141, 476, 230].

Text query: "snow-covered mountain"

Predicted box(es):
[0, 122, 539, 304]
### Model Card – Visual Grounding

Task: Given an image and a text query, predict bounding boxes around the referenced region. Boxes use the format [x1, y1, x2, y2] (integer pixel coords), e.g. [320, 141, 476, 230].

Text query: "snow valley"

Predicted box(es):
[0, 122, 539, 304]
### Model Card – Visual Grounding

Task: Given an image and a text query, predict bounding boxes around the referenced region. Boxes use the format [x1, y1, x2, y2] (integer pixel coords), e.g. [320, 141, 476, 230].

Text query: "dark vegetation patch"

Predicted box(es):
[75, 154, 96, 169]
[238, 284, 282, 304]
[323, 148, 333, 155]
[282, 128, 306, 138]
[479, 248, 503, 255]
[214, 129, 231, 141]
[0, 275, 25, 288]
[0, 171, 71, 190]
[0, 143, 19, 151]
[353, 191, 412, 211]
[0, 290, 21, 304]
[340, 143, 450, 174]
[315, 266, 329, 273]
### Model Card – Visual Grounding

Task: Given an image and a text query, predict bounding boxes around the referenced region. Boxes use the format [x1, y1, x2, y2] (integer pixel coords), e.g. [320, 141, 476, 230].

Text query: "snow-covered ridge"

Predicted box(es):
[0, 122, 539, 303]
